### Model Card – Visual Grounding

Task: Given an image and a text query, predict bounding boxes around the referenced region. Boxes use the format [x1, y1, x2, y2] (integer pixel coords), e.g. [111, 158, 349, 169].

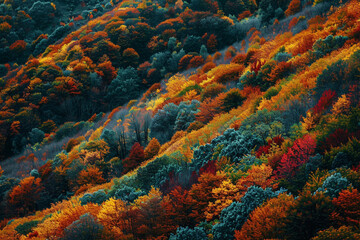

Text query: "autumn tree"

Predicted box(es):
[133, 187, 171, 238]
[236, 164, 274, 196]
[77, 166, 105, 186]
[205, 179, 240, 221]
[188, 56, 204, 69]
[235, 194, 295, 240]
[122, 48, 140, 67]
[40, 120, 57, 133]
[97, 198, 134, 238]
[285, 0, 301, 17]
[196, 94, 225, 123]
[312, 226, 360, 240]
[331, 188, 360, 226]
[207, 34, 218, 52]
[122, 142, 145, 173]
[85, 140, 110, 159]
[144, 138, 160, 160]
[276, 135, 316, 179]
[8, 176, 43, 215]
[202, 62, 217, 73]
[35, 203, 101, 238]
[97, 60, 117, 83]
[312, 90, 336, 115]
[332, 94, 350, 116]
[162, 186, 196, 228]
[188, 172, 226, 222]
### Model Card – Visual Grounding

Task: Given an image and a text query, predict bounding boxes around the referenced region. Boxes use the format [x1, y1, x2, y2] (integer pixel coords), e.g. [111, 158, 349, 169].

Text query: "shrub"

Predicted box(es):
[273, 52, 292, 62]
[80, 189, 109, 205]
[62, 213, 104, 240]
[312, 35, 348, 56]
[187, 121, 205, 133]
[15, 220, 39, 235]
[214, 64, 245, 84]
[222, 89, 245, 112]
[114, 185, 145, 202]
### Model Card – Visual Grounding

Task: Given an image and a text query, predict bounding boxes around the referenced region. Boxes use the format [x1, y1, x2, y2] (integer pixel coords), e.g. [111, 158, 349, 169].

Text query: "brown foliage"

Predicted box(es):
[144, 138, 161, 160]
[285, 0, 301, 17]
[77, 166, 105, 186]
[8, 177, 43, 215]
[214, 64, 245, 84]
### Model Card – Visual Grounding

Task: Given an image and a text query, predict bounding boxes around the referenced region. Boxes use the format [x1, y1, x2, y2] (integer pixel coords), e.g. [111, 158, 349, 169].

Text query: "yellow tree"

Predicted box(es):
[85, 139, 110, 159]
[332, 94, 350, 116]
[205, 179, 240, 221]
[97, 198, 134, 238]
[165, 74, 187, 98]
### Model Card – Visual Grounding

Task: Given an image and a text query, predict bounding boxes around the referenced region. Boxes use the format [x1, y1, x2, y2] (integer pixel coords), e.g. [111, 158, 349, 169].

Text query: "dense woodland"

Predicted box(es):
[0, 0, 360, 239]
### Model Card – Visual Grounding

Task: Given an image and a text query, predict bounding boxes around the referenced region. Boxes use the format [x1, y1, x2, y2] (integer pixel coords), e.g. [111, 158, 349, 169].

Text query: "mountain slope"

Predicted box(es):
[0, 0, 360, 239]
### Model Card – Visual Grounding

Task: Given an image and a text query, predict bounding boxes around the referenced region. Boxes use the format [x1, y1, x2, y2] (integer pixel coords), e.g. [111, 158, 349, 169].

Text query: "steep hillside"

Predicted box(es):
[0, 0, 276, 160]
[0, 0, 360, 239]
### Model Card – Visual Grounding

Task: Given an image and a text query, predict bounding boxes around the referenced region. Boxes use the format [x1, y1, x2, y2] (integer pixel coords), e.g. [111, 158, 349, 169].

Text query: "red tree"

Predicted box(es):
[285, 0, 301, 17]
[313, 90, 336, 115]
[251, 59, 265, 75]
[188, 56, 204, 69]
[332, 188, 360, 226]
[207, 34, 218, 52]
[123, 142, 145, 173]
[97, 60, 116, 83]
[162, 186, 196, 227]
[8, 177, 43, 215]
[276, 135, 316, 179]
